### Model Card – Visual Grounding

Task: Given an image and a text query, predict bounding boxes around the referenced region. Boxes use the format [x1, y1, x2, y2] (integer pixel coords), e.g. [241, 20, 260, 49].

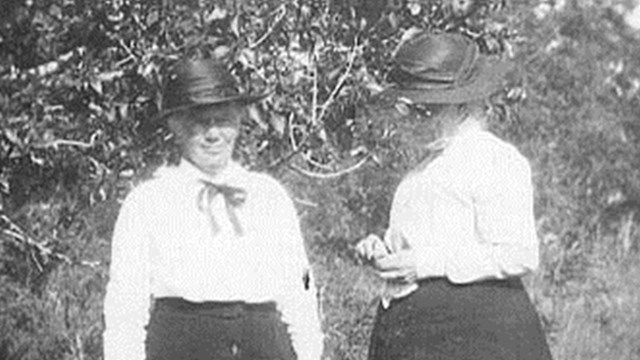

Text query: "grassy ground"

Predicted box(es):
[3, 116, 640, 360]
[3, 3, 640, 360]
[1, 146, 639, 360]
[313, 235, 640, 360]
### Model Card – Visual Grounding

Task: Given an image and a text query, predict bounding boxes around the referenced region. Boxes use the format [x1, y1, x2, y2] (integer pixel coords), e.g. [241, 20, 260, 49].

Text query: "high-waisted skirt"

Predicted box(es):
[145, 297, 296, 360]
[368, 277, 553, 360]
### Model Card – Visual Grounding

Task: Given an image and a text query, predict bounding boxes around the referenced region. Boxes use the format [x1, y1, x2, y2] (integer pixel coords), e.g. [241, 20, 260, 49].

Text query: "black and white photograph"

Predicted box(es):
[1, 0, 639, 359]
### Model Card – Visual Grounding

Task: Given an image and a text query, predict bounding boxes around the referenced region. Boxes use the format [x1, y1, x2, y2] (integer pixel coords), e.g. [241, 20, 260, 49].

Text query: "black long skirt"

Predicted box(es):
[368, 278, 553, 360]
[145, 297, 297, 360]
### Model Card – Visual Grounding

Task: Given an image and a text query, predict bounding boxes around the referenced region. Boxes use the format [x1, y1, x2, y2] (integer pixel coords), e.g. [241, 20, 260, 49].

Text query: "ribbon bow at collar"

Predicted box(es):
[197, 180, 247, 236]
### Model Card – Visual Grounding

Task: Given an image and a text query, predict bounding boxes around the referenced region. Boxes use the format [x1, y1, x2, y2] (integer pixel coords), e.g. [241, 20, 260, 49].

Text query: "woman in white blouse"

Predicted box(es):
[356, 32, 553, 360]
[103, 59, 323, 360]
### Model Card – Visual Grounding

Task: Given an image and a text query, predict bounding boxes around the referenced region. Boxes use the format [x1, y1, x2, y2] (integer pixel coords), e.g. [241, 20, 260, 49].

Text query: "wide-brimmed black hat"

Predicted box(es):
[382, 31, 512, 104]
[156, 58, 269, 120]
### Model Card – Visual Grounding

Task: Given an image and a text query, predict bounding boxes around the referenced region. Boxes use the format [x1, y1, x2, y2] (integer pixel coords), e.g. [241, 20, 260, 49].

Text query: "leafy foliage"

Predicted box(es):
[2, 0, 640, 359]
[0, 0, 510, 280]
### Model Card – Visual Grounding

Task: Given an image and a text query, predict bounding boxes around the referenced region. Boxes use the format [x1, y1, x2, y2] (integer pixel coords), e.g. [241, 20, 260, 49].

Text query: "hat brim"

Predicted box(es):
[378, 57, 512, 105]
[155, 91, 271, 122]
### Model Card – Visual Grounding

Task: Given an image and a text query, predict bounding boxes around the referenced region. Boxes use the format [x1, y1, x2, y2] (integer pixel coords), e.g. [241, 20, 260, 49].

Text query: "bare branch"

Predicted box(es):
[311, 47, 320, 126]
[115, 55, 136, 68]
[33, 139, 95, 150]
[316, 38, 361, 124]
[292, 197, 318, 207]
[289, 114, 301, 151]
[118, 38, 138, 60]
[264, 35, 361, 171]
[289, 155, 370, 179]
[248, 4, 287, 49]
[25, 48, 83, 77]
[0, 214, 101, 269]
[302, 151, 333, 171]
[30, 247, 44, 273]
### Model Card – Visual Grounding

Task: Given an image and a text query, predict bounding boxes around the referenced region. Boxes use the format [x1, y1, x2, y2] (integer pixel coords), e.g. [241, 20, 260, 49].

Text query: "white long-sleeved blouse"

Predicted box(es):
[103, 160, 323, 360]
[386, 126, 539, 284]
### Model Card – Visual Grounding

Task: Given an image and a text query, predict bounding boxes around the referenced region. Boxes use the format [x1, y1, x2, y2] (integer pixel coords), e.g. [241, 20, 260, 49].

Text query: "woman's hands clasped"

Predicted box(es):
[355, 233, 418, 284]
[355, 234, 390, 261]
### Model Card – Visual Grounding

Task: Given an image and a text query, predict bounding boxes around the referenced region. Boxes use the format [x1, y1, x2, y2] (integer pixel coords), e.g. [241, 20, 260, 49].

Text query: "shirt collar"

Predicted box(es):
[157, 159, 247, 186]
[444, 121, 487, 151]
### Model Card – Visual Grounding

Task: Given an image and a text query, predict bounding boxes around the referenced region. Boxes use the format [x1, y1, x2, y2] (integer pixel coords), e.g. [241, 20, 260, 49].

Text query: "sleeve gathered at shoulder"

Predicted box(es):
[103, 182, 156, 360]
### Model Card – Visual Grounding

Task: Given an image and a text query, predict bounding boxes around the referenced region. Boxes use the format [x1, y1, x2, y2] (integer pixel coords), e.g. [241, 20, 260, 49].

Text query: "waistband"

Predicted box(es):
[155, 297, 277, 313]
[417, 276, 524, 289]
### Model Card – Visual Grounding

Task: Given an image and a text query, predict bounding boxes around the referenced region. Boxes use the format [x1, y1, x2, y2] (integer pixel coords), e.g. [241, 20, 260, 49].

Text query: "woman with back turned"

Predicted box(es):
[356, 31, 553, 360]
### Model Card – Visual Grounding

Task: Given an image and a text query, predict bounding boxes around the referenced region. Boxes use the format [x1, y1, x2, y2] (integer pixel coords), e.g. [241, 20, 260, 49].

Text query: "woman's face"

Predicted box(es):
[170, 105, 244, 175]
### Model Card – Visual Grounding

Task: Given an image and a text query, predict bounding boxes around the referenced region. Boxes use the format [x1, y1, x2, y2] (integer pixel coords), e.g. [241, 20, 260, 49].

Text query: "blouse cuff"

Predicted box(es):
[414, 246, 447, 279]
[277, 275, 324, 360]
[290, 328, 324, 360]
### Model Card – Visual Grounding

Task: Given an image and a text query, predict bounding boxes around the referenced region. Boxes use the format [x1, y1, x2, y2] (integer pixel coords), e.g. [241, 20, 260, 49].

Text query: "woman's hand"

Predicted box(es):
[356, 232, 418, 283]
[373, 250, 418, 284]
[355, 234, 390, 261]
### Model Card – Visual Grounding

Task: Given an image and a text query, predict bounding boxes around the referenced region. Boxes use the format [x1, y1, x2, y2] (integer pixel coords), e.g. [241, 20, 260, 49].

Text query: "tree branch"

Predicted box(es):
[32, 139, 95, 150]
[288, 155, 370, 179]
[316, 38, 360, 124]
[265, 34, 361, 171]
[248, 4, 287, 49]
[0, 214, 101, 269]
[292, 197, 318, 207]
[25, 48, 83, 77]
[311, 46, 320, 126]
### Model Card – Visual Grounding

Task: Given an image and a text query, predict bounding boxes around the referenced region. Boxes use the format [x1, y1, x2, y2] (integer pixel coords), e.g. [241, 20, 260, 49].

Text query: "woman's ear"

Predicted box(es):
[167, 118, 183, 142]
[167, 117, 180, 133]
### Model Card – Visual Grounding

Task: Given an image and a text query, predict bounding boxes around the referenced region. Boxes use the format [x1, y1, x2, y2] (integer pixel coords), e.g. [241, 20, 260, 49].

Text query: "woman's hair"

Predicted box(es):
[438, 100, 488, 130]
[407, 99, 488, 143]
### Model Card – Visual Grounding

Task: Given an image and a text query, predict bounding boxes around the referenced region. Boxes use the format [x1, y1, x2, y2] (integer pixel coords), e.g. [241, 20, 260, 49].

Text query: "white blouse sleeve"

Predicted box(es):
[269, 181, 324, 360]
[447, 146, 539, 283]
[103, 188, 152, 360]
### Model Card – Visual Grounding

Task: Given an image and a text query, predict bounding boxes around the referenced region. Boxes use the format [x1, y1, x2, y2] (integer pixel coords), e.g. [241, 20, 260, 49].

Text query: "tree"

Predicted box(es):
[0, 0, 512, 281]
[10, 0, 624, 359]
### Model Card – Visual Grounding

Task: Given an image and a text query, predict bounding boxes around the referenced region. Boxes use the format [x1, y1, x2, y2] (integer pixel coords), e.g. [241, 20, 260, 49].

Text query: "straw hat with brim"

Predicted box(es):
[155, 59, 269, 121]
[381, 32, 512, 104]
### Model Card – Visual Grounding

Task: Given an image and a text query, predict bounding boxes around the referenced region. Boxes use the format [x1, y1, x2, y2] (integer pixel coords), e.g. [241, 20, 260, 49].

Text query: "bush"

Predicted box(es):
[2, 1, 640, 359]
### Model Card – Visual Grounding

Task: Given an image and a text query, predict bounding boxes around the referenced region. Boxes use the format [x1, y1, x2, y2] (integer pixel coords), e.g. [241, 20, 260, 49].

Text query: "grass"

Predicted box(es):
[3, 118, 640, 360]
[1, 170, 639, 360]
[315, 235, 640, 360]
